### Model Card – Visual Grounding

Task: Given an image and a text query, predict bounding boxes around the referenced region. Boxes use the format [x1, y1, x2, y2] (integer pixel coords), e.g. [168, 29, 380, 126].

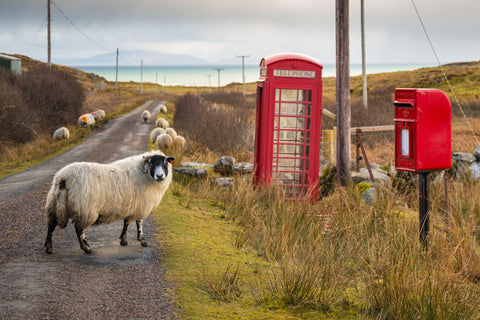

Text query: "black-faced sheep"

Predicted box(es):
[155, 118, 169, 129]
[78, 113, 95, 127]
[53, 127, 70, 140]
[44, 150, 175, 254]
[155, 133, 172, 150]
[142, 110, 151, 123]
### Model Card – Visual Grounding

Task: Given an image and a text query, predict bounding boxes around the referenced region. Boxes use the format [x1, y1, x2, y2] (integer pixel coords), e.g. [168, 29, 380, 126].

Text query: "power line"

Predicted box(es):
[51, 1, 111, 53]
[26, 17, 47, 55]
[411, 0, 479, 145]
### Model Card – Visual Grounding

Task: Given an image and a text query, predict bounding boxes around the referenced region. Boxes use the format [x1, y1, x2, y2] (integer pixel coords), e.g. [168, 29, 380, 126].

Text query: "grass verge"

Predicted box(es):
[152, 177, 302, 319]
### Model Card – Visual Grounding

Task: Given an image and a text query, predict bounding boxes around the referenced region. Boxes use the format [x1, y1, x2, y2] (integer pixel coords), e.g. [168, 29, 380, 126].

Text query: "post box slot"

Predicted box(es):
[394, 102, 414, 108]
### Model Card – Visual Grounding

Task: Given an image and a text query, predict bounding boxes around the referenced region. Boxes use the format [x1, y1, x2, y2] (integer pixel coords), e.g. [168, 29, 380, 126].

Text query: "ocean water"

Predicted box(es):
[75, 63, 434, 87]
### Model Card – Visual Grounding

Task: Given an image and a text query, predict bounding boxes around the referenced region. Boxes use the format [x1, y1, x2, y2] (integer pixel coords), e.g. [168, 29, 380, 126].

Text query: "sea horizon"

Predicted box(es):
[74, 62, 436, 87]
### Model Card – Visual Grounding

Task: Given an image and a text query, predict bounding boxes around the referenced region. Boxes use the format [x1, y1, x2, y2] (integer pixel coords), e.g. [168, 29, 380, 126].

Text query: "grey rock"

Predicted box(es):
[361, 187, 375, 205]
[452, 152, 476, 162]
[173, 167, 208, 178]
[217, 177, 234, 187]
[455, 160, 470, 179]
[474, 146, 480, 161]
[234, 162, 254, 174]
[180, 161, 213, 168]
[214, 156, 236, 175]
[471, 162, 480, 180]
[351, 168, 390, 184]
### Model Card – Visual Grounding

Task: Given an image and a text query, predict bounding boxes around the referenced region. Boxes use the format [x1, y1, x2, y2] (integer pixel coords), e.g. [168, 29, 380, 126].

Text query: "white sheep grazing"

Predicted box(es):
[150, 127, 165, 143]
[155, 133, 173, 150]
[78, 113, 95, 127]
[53, 127, 70, 140]
[155, 117, 169, 129]
[159, 104, 167, 113]
[93, 109, 105, 121]
[142, 110, 151, 123]
[174, 135, 186, 147]
[165, 127, 177, 139]
[44, 150, 175, 254]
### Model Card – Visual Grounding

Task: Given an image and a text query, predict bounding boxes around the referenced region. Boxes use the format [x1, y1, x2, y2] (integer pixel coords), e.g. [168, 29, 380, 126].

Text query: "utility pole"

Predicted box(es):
[47, 0, 51, 69]
[115, 48, 119, 92]
[361, 0, 368, 109]
[336, 0, 351, 185]
[140, 59, 143, 94]
[236, 54, 250, 98]
[206, 74, 213, 93]
[213, 67, 224, 91]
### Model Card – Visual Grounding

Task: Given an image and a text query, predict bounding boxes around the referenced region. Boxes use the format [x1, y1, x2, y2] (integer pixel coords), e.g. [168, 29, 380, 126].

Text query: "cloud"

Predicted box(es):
[1, 0, 479, 64]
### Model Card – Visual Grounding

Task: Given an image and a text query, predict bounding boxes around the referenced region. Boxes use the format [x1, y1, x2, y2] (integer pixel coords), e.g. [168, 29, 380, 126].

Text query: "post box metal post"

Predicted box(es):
[394, 88, 451, 245]
[254, 53, 323, 201]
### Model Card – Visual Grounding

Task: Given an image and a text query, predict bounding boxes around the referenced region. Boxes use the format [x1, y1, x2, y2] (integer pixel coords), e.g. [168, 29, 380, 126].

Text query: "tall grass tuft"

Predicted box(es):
[199, 263, 242, 302]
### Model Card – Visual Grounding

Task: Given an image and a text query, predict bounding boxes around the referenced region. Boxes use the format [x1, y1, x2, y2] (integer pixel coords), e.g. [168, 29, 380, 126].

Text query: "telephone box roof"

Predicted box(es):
[261, 53, 323, 68]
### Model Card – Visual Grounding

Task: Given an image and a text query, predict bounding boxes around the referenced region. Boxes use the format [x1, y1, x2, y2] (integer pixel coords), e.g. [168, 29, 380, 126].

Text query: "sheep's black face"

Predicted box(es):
[145, 155, 175, 182]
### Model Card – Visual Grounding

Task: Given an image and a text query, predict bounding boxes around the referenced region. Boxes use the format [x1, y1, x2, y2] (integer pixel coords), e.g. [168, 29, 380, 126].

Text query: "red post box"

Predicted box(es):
[394, 88, 451, 172]
[253, 53, 323, 200]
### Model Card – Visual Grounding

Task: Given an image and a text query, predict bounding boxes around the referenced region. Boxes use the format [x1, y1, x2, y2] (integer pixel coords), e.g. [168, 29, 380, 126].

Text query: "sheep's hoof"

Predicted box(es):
[82, 246, 93, 254]
[140, 240, 149, 247]
[120, 239, 128, 246]
[45, 243, 53, 254]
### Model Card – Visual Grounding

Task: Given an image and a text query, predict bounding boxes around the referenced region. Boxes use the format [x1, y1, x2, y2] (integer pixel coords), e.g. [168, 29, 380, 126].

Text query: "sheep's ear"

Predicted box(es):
[142, 156, 152, 173]
[166, 156, 175, 164]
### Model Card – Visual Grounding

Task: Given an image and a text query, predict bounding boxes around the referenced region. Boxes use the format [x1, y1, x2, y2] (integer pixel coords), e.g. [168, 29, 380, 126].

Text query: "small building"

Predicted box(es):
[0, 54, 22, 75]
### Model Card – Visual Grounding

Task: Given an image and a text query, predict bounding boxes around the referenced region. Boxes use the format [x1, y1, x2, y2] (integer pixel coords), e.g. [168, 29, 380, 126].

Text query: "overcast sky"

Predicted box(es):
[1, 0, 479, 66]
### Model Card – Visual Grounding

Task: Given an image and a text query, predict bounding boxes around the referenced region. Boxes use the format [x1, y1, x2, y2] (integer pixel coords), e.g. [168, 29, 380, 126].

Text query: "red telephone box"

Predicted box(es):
[254, 53, 323, 200]
[394, 88, 451, 172]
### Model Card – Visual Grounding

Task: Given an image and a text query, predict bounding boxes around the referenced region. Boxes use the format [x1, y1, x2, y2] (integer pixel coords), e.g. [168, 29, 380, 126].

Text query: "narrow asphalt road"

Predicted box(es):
[0, 101, 178, 319]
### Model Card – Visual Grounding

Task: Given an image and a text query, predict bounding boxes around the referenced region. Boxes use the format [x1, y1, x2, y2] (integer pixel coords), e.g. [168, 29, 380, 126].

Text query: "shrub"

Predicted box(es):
[0, 66, 85, 150]
[174, 93, 254, 159]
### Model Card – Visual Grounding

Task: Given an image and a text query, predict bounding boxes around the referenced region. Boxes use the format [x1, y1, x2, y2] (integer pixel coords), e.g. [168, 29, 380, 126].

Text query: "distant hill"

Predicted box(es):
[55, 50, 209, 66]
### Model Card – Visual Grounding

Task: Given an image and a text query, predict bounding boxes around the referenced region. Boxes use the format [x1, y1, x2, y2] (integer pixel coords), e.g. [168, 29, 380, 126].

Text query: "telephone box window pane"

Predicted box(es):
[401, 129, 409, 156]
[275, 89, 280, 100]
[281, 89, 306, 102]
[280, 103, 305, 116]
[280, 117, 304, 130]
[308, 90, 312, 102]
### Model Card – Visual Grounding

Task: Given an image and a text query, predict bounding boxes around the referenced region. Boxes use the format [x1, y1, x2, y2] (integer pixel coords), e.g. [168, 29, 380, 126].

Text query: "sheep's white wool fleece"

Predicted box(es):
[46, 150, 172, 230]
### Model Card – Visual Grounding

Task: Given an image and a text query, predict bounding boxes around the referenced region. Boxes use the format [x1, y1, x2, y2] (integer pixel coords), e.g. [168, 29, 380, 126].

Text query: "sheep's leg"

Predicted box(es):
[75, 224, 93, 254]
[44, 215, 57, 254]
[120, 219, 129, 246]
[136, 220, 148, 247]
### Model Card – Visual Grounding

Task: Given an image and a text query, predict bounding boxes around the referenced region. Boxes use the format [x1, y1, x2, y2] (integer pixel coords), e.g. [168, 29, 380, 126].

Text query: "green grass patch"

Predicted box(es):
[153, 182, 302, 319]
